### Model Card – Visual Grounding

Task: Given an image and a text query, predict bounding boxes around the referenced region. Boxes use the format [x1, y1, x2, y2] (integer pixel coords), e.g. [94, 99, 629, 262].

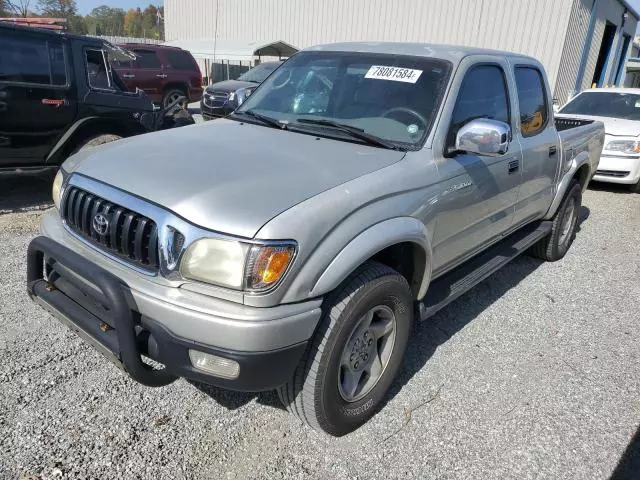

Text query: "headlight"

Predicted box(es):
[52, 169, 64, 210]
[235, 87, 256, 106]
[180, 238, 247, 289]
[604, 140, 640, 154]
[180, 239, 296, 291]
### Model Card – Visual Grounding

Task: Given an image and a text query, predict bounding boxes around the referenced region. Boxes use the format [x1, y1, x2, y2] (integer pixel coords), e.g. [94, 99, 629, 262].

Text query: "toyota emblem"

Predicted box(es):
[92, 213, 110, 236]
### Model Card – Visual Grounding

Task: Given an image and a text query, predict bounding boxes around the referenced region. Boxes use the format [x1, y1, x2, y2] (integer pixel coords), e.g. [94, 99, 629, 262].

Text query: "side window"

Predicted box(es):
[86, 49, 111, 90]
[49, 42, 67, 86]
[165, 50, 195, 71]
[514, 67, 548, 137]
[0, 36, 66, 85]
[448, 65, 510, 147]
[133, 50, 162, 69]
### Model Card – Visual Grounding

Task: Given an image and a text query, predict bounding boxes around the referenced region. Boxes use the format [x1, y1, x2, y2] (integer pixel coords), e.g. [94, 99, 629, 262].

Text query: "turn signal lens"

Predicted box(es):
[245, 244, 295, 291]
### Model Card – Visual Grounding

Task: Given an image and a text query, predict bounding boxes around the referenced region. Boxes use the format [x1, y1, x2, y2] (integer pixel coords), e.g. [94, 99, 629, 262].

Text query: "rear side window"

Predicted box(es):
[514, 67, 548, 137]
[165, 50, 196, 71]
[448, 65, 510, 146]
[0, 36, 67, 85]
[133, 49, 161, 69]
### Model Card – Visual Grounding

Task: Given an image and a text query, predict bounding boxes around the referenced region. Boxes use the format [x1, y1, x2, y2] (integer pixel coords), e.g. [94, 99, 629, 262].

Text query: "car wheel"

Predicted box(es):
[530, 180, 582, 261]
[277, 261, 413, 436]
[163, 89, 186, 110]
[72, 134, 122, 154]
[629, 179, 640, 194]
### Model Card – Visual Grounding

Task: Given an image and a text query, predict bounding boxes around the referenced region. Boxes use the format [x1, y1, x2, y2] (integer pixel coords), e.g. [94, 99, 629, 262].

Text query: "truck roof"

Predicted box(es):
[0, 21, 104, 44]
[305, 42, 538, 64]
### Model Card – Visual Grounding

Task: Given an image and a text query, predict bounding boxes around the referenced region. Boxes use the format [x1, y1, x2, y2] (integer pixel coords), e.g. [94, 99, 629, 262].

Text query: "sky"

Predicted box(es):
[77, 0, 163, 15]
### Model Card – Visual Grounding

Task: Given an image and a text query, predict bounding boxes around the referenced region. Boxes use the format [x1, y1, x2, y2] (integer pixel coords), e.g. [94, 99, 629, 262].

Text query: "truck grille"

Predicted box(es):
[62, 186, 160, 272]
[204, 91, 229, 108]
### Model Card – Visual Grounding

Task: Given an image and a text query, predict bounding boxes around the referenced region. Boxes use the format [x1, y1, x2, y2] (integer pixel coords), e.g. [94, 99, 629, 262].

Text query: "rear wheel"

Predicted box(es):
[72, 134, 122, 154]
[530, 180, 581, 261]
[162, 89, 187, 109]
[277, 261, 413, 436]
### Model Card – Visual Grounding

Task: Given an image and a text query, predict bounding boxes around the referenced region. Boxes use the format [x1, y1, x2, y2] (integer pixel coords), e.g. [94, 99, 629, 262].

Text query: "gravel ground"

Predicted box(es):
[0, 176, 638, 479]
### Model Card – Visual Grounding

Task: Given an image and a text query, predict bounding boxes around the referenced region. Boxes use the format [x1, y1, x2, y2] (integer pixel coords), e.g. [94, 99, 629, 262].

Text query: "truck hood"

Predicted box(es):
[559, 114, 640, 136]
[69, 119, 405, 238]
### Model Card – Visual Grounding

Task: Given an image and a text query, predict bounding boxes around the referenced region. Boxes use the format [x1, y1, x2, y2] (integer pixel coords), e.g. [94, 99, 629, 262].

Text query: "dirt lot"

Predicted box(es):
[0, 176, 638, 479]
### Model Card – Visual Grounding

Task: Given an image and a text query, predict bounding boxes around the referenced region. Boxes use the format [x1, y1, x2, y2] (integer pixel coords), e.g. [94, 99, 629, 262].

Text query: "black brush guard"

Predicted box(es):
[26, 236, 176, 387]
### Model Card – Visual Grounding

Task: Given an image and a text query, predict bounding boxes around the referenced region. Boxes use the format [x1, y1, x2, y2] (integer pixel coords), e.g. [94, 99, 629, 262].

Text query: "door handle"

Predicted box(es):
[156, 74, 168, 79]
[508, 159, 520, 174]
[549, 145, 558, 157]
[122, 74, 136, 79]
[41, 98, 66, 107]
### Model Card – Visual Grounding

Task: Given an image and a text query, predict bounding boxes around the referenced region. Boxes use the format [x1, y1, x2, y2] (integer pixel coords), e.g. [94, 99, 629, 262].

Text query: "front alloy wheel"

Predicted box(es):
[278, 261, 413, 436]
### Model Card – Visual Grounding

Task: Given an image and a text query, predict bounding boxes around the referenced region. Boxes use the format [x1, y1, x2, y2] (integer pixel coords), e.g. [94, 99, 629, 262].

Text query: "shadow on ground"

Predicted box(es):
[610, 423, 640, 480]
[188, 207, 591, 417]
[0, 173, 55, 214]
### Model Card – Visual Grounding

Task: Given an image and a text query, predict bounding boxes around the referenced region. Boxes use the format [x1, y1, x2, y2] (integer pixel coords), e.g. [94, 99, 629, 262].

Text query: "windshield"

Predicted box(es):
[237, 62, 282, 83]
[235, 51, 452, 149]
[560, 91, 640, 120]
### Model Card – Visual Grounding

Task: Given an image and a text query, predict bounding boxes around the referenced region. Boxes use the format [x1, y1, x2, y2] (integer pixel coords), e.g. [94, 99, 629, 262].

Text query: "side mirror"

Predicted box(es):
[454, 118, 511, 156]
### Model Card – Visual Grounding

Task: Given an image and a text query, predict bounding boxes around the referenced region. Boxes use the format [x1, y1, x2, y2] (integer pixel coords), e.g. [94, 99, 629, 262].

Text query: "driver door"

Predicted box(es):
[429, 58, 522, 275]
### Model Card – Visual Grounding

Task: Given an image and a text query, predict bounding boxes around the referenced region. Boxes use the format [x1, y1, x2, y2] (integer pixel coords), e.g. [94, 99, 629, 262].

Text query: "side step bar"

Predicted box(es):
[419, 221, 553, 320]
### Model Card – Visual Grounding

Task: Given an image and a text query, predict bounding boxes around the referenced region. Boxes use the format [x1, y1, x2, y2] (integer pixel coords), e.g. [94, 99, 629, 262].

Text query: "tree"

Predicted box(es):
[85, 5, 126, 36]
[36, 0, 86, 34]
[5, 0, 33, 17]
[124, 7, 143, 38]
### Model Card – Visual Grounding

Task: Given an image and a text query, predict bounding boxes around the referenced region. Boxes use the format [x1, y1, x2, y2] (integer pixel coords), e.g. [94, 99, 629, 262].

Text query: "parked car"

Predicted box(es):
[27, 43, 604, 436]
[559, 88, 640, 192]
[113, 43, 203, 109]
[0, 23, 164, 175]
[200, 61, 282, 119]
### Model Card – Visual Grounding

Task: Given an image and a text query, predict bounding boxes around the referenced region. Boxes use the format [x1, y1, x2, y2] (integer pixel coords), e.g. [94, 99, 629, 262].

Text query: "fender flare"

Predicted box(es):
[46, 117, 101, 162]
[308, 217, 433, 300]
[545, 150, 591, 219]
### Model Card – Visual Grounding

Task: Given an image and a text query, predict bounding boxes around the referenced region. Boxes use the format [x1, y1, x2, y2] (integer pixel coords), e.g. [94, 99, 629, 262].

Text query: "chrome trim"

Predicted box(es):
[61, 174, 297, 292]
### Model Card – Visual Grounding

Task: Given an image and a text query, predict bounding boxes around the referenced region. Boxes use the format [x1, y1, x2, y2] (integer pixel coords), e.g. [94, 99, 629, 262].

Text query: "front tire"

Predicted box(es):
[629, 179, 640, 194]
[72, 134, 122, 154]
[278, 261, 413, 436]
[530, 180, 582, 261]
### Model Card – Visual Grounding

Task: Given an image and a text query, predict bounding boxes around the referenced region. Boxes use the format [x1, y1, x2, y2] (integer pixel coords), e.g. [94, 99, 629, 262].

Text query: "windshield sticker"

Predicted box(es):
[407, 124, 419, 135]
[364, 66, 423, 84]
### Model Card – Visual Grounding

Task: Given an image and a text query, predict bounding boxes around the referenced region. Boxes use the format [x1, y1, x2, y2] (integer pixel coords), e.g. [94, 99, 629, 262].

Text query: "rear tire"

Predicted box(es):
[72, 134, 122, 154]
[277, 261, 413, 436]
[530, 180, 582, 261]
[163, 89, 187, 110]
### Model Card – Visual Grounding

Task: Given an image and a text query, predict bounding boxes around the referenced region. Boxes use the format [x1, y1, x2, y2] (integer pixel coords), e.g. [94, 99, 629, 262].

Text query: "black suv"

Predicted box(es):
[0, 23, 164, 174]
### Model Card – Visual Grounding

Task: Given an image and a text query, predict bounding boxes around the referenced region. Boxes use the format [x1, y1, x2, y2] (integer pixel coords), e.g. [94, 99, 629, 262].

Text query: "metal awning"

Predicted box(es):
[163, 39, 298, 61]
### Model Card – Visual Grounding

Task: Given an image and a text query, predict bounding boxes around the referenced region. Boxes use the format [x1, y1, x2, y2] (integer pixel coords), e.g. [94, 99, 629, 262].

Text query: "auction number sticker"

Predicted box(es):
[364, 65, 423, 83]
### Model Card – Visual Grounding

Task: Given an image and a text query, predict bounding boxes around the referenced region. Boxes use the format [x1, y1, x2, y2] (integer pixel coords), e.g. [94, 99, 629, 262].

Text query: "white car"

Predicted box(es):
[559, 88, 640, 192]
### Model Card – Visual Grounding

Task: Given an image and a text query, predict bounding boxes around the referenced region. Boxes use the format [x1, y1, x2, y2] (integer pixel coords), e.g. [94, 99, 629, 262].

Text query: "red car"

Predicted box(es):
[113, 44, 203, 108]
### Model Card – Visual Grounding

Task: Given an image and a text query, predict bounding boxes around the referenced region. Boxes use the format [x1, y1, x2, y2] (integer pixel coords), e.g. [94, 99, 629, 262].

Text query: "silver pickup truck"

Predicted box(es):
[27, 43, 604, 436]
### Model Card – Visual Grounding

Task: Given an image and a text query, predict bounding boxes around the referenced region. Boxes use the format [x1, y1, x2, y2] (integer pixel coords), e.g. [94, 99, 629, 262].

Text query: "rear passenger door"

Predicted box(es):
[0, 33, 76, 167]
[511, 65, 559, 226]
[116, 48, 164, 103]
[430, 58, 522, 274]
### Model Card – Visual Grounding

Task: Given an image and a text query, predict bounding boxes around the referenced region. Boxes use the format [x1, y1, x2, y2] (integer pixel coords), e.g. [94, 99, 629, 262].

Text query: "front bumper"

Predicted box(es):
[200, 99, 235, 120]
[28, 219, 322, 391]
[592, 154, 640, 185]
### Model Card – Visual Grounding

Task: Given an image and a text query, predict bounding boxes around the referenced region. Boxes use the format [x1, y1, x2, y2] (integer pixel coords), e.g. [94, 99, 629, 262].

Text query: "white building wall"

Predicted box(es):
[166, 0, 574, 89]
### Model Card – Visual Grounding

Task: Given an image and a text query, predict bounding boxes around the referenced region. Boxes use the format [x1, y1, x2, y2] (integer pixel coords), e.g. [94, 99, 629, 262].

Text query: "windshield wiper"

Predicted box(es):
[234, 110, 286, 129]
[295, 118, 401, 150]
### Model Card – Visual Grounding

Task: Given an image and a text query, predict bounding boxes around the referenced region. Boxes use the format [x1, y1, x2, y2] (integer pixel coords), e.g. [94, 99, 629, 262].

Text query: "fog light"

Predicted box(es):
[188, 350, 240, 379]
